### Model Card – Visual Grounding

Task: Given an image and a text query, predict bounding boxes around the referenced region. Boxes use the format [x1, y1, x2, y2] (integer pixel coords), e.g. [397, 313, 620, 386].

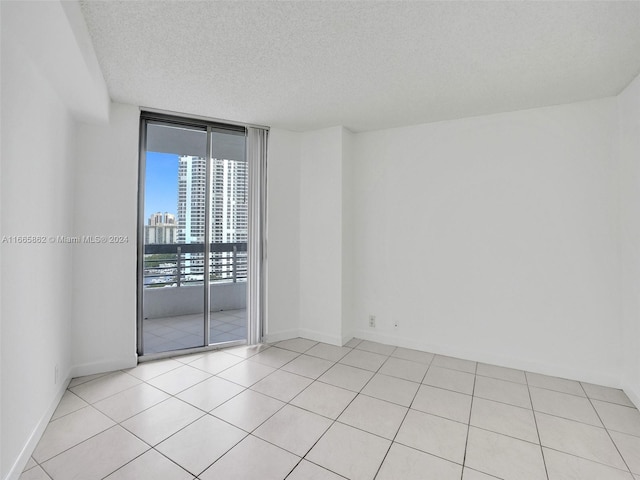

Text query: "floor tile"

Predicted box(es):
[173, 351, 206, 364]
[121, 397, 203, 445]
[355, 340, 396, 356]
[50, 391, 88, 421]
[376, 442, 461, 480]
[591, 400, 640, 436]
[187, 351, 244, 374]
[339, 349, 388, 371]
[306, 422, 391, 480]
[146, 365, 211, 395]
[470, 397, 539, 443]
[291, 381, 357, 419]
[391, 347, 434, 364]
[125, 358, 183, 381]
[93, 383, 170, 422]
[40, 426, 148, 480]
[69, 371, 141, 404]
[199, 435, 299, 480]
[250, 369, 313, 402]
[610, 430, 640, 474]
[281, 354, 334, 379]
[338, 394, 407, 439]
[286, 460, 346, 480]
[379, 357, 428, 382]
[254, 404, 332, 456]
[462, 468, 500, 479]
[411, 384, 472, 423]
[543, 447, 634, 480]
[19, 466, 51, 480]
[344, 337, 362, 348]
[432, 354, 477, 373]
[395, 409, 468, 463]
[305, 343, 352, 362]
[423, 365, 475, 395]
[27, 337, 640, 480]
[581, 383, 636, 407]
[155, 415, 246, 476]
[474, 375, 531, 408]
[176, 375, 245, 411]
[526, 372, 585, 397]
[361, 373, 419, 407]
[274, 337, 318, 353]
[317, 363, 374, 392]
[476, 363, 526, 384]
[211, 389, 284, 431]
[247, 347, 300, 368]
[223, 344, 270, 358]
[32, 406, 115, 462]
[68, 372, 108, 388]
[104, 449, 194, 480]
[465, 427, 547, 480]
[217, 360, 276, 387]
[23, 458, 37, 472]
[535, 411, 627, 469]
[530, 386, 602, 426]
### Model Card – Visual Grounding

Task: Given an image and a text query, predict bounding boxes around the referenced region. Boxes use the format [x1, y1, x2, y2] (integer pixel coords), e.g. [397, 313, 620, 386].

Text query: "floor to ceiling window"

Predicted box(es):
[137, 112, 266, 357]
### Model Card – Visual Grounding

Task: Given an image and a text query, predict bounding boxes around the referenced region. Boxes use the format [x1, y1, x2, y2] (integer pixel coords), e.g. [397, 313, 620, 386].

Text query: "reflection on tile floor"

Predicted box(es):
[22, 337, 640, 480]
[143, 309, 247, 354]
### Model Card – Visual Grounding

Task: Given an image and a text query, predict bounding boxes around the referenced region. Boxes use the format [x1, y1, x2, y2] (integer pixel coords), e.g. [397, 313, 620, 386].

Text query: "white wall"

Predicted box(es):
[298, 127, 345, 344]
[341, 128, 355, 342]
[352, 98, 623, 387]
[1, 32, 75, 480]
[71, 103, 139, 376]
[265, 129, 302, 341]
[618, 74, 640, 406]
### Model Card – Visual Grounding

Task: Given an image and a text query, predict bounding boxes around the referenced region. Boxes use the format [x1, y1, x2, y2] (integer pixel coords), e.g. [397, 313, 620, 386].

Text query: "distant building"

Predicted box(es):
[144, 212, 177, 244]
[177, 155, 248, 281]
[177, 155, 248, 244]
[148, 212, 176, 226]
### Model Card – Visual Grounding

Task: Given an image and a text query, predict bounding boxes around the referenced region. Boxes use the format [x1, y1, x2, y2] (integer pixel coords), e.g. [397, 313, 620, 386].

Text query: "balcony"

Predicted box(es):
[142, 242, 247, 354]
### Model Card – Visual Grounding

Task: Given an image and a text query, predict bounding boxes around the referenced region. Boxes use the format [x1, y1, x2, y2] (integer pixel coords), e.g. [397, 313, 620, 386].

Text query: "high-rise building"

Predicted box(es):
[177, 155, 248, 243]
[177, 155, 248, 281]
[148, 212, 176, 226]
[144, 212, 177, 244]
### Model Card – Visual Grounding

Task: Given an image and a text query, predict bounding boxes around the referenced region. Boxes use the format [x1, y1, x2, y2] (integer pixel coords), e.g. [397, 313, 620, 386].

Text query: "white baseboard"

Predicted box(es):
[4, 376, 71, 480]
[263, 329, 344, 347]
[70, 354, 137, 378]
[262, 329, 300, 344]
[352, 329, 622, 389]
[298, 328, 342, 346]
[622, 381, 640, 410]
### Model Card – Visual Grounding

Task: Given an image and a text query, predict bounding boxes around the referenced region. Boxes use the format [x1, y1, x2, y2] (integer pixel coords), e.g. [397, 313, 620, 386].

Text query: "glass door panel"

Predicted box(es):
[209, 130, 248, 344]
[141, 122, 207, 354]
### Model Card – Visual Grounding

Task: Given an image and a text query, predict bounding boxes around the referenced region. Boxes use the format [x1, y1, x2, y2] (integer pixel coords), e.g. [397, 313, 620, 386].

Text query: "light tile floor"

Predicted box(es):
[21, 338, 640, 480]
[143, 309, 247, 354]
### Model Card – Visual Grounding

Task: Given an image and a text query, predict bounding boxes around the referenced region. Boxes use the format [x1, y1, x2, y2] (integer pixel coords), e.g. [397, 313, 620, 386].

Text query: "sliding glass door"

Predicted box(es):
[138, 113, 256, 356]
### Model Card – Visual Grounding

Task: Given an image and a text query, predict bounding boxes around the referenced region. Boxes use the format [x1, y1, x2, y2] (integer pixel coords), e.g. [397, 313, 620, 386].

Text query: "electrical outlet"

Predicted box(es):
[369, 315, 376, 328]
[54, 364, 59, 385]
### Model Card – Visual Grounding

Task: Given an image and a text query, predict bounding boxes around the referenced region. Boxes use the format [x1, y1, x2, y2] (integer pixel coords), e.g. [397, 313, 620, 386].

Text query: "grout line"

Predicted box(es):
[38, 337, 640, 480]
[460, 361, 478, 479]
[526, 370, 551, 480]
[580, 382, 635, 476]
[370, 349, 437, 479]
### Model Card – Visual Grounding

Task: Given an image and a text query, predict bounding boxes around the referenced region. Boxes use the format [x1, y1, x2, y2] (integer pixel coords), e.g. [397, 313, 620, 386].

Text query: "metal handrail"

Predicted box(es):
[143, 242, 247, 288]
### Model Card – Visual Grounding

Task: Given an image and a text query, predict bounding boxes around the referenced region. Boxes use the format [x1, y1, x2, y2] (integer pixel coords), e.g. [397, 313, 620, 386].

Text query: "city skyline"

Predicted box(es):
[144, 151, 248, 246]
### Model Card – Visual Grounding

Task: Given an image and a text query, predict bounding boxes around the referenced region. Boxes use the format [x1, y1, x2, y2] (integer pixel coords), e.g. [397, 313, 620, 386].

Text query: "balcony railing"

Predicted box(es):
[144, 242, 247, 288]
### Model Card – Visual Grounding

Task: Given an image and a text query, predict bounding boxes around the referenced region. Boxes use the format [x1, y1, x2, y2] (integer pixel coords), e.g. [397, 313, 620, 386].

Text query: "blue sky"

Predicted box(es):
[145, 151, 178, 220]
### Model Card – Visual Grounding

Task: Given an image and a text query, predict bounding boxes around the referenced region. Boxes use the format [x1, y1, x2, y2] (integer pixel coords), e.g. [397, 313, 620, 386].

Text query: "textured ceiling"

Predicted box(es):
[80, 1, 640, 132]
